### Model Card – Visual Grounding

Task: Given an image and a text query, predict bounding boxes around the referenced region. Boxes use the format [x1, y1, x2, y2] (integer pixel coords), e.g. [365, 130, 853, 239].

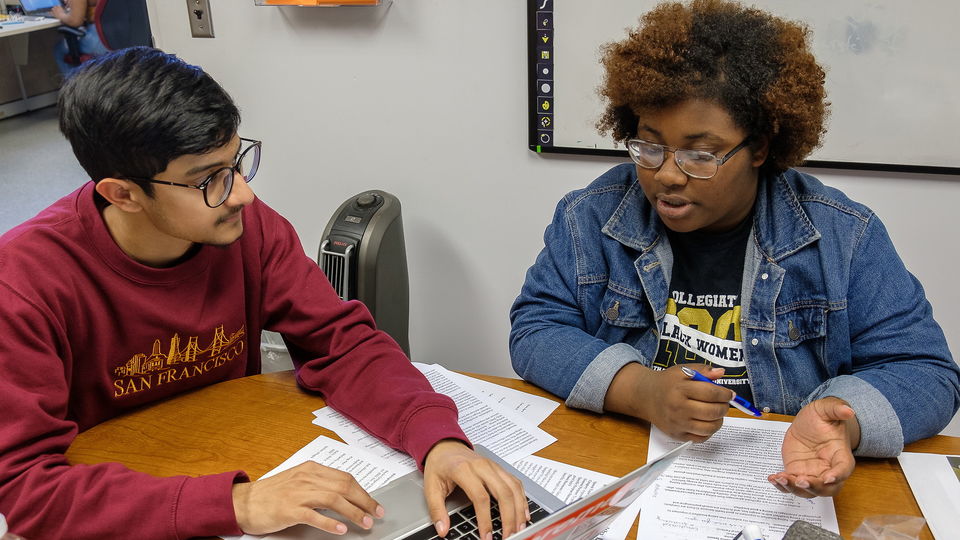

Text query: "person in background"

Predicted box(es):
[510, 0, 959, 499]
[52, 0, 108, 76]
[0, 47, 526, 539]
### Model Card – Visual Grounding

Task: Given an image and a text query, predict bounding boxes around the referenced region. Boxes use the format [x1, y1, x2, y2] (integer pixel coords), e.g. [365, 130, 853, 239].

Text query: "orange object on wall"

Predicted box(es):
[259, 0, 382, 5]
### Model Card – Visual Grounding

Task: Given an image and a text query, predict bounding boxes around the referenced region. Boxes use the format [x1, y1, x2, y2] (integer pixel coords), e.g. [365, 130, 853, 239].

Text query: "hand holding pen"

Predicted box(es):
[680, 366, 763, 417]
[618, 364, 742, 443]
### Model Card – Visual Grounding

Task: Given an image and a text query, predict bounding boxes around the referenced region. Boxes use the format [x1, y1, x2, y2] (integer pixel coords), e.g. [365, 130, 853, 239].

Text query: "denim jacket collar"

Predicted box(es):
[600, 179, 662, 253]
[600, 170, 821, 259]
[752, 173, 822, 261]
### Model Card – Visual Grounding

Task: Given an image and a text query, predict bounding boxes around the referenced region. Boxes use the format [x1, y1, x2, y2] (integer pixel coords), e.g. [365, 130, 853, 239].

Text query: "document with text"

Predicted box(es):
[312, 407, 419, 473]
[260, 435, 408, 490]
[512, 454, 642, 540]
[441, 368, 560, 426]
[638, 417, 839, 540]
[414, 363, 557, 462]
[513, 454, 614, 503]
[314, 363, 556, 466]
[228, 436, 412, 540]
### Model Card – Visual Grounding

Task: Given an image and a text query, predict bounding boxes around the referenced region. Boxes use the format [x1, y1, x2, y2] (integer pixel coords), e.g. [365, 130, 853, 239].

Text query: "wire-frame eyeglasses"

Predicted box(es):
[626, 137, 752, 179]
[121, 138, 262, 208]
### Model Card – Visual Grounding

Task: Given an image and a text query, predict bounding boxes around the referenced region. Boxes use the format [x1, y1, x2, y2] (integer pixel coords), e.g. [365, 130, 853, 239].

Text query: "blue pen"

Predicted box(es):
[680, 366, 762, 416]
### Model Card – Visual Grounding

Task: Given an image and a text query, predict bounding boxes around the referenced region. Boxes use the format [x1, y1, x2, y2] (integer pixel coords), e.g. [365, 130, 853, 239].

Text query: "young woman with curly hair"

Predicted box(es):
[510, 0, 958, 498]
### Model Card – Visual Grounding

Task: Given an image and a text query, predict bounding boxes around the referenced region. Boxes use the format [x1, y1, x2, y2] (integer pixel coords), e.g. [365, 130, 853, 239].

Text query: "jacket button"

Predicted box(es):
[762, 407, 771, 413]
[761, 273, 769, 280]
[751, 338, 759, 346]
[605, 301, 620, 320]
[788, 321, 800, 341]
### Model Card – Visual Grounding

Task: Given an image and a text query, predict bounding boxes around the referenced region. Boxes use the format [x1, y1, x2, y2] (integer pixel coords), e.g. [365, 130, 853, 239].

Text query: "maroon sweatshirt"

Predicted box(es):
[0, 183, 466, 539]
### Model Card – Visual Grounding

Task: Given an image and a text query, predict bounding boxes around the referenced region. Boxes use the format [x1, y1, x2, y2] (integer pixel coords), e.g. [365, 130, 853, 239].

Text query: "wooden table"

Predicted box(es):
[66, 371, 960, 539]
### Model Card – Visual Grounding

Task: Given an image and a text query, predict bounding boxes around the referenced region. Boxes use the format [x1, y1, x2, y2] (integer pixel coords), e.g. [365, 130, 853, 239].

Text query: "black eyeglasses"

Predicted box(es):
[122, 138, 262, 208]
[626, 137, 751, 179]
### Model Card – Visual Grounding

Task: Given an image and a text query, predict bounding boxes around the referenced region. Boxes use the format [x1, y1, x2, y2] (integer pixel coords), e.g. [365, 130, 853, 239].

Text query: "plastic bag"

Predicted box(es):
[851, 515, 926, 540]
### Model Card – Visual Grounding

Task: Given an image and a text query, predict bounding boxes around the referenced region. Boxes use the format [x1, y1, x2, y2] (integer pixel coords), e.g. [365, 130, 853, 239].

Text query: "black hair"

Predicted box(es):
[58, 47, 241, 195]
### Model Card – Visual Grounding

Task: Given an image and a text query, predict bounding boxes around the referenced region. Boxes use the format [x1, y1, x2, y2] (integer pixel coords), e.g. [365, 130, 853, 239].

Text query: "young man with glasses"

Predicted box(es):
[510, 0, 959, 500]
[0, 47, 527, 539]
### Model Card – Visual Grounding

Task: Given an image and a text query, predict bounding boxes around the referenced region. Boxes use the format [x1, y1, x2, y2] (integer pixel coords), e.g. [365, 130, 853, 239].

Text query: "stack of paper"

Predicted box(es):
[310, 363, 560, 476]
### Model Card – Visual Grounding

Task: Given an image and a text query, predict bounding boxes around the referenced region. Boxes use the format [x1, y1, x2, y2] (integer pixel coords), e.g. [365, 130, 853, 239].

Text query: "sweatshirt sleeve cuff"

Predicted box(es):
[174, 471, 249, 538]
[400, 404, 469, 470]
[804, 374, 904, 458]
[566, 343, 644, 413]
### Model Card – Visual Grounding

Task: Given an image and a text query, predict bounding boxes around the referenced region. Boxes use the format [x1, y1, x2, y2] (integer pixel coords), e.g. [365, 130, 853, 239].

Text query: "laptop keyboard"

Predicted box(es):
[401, 498, 550, 540]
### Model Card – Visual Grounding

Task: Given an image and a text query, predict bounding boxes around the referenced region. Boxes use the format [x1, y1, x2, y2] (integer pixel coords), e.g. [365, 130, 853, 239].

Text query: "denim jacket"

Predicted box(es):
[510, 164, 960, 457]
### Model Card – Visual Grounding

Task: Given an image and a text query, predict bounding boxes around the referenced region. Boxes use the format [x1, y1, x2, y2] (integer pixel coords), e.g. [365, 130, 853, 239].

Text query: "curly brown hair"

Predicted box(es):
[597, 0, 829, 174]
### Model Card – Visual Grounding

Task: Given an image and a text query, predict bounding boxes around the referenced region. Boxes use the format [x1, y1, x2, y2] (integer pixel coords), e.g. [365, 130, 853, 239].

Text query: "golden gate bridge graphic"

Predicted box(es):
[113, 325, 245, 377]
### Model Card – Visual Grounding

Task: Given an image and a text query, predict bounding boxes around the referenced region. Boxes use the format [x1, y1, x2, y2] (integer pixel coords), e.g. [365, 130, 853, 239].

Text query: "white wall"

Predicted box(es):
[146, 1, 960, 432]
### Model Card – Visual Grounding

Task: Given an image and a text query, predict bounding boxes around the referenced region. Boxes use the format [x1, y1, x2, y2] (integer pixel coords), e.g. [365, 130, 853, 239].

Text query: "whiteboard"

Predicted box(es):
[528, 0, 960, 174]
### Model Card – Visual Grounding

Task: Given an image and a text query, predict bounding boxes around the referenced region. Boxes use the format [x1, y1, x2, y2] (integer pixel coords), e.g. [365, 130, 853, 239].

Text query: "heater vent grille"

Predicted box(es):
[319, 241, 353, 301]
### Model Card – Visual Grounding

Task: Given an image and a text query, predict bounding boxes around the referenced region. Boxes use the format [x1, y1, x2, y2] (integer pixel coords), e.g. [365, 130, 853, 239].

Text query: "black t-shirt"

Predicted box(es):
[652, 215, 755, 405]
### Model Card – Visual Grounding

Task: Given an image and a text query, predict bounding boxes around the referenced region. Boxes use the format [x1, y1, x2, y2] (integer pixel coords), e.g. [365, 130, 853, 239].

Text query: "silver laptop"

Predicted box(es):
[264, 441, 691, 540]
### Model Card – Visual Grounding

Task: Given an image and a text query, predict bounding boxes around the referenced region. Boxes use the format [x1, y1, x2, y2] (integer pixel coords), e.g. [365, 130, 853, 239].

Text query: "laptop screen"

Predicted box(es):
[19, 0, 61, 13]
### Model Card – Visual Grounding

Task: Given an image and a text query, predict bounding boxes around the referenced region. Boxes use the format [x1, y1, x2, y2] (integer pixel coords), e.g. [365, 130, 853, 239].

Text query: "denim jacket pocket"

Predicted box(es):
[599, 285, 652, 329]
[774, 304, 828, 347]
[772, 304, 830, 410]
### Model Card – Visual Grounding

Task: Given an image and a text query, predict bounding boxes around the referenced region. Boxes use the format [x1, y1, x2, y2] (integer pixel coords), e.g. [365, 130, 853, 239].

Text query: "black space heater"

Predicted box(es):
[318, 190, 410, 356]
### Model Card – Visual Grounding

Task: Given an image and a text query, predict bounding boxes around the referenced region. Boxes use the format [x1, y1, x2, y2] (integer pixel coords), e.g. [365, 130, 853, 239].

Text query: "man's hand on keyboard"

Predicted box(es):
[423, 440, 529, 540]
[231, 461, 385, 535]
